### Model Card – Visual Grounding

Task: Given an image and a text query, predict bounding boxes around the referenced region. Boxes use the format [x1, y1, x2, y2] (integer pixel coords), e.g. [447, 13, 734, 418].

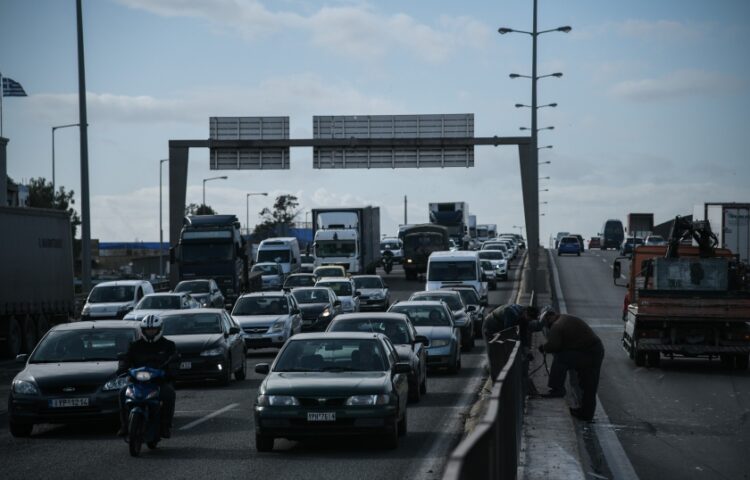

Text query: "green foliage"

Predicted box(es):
[185, 203, 216, 215]
[27, 177, 81, 239]
[253, 195, 300, 240]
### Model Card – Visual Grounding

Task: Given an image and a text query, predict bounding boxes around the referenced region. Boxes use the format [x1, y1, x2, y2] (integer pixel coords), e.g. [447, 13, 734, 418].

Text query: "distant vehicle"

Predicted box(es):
[326, 312, 428, 402]
[480, 260, 498, 290]
[448, 286, 485, 339]
[644, 235, 666, 246]
[588, 237, 601, 249]
[409, 290, 474, 351]
[252, 332, 410, 451]
[600, 220, 624, 250]
[256, 237, 301, 277]
[352, 275, 390, 311]
[398, 224, 450, 281]
[620, 237, 644, 255]
[312, 207, 381, 274]
[81, 280, 155, 321]
[627, 213, 654, 240]
[554, 232, 570, 249]
[572, 234, 585, 252]
[123, 292, 200, 321]
[251, 262, 285, 291]
[231, 291, 302, 349]
[162, 309, 246, 384]
[283, 273, 317, 290]
[313, 265, 347, 279]
[557, 236, 581, 256]
[429, 202, 470, 249]
[481, 241, 510, 260]
[477, 250, 508, 282]
[290, 287, 342, 332]
[299, 254, 315, 273]
[693, 202, 750, 263]
[476, 224, 490, 243]
[388, 300, 461, 372]
[174, 279, 225, 308]
[315, 277, 360, 313]
[380, 237, 403, 263]
[426, 250, 488, 306]
[8, 321, 140, 437]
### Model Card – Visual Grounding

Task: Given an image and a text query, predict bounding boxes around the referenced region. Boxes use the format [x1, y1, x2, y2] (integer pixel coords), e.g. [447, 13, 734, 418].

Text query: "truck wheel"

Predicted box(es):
[634, 349, 646, 367]
[0, 316, 23, 358]
[647, 352, 660, 368]
[20, 315, 38, 354]
[736, 354, 749, 371]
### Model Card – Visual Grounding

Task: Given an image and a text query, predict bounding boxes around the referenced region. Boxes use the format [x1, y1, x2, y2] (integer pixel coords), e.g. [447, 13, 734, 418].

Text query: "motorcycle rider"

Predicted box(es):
[117, 314, 178, 438]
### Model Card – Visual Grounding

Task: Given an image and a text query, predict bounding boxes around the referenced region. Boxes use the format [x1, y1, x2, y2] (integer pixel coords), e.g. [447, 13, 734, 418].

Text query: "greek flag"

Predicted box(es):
[2, 77, 27, 97]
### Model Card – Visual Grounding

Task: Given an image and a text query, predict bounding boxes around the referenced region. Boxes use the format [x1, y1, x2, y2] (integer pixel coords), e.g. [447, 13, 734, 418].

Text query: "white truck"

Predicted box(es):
[693, 203, 750, 263]
[312, 207, 381, 274]
[476, 224, 490, 243]
[429, 202, 470, 249]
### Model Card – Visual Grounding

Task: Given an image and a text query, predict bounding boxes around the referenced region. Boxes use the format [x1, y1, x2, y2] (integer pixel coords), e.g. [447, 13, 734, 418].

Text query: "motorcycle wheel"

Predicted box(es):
[128, 412, 144, 457]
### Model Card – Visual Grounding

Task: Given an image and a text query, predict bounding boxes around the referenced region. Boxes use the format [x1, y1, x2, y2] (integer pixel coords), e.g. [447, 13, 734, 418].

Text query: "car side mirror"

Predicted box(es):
[292, 308, 300, 315]
[354, 290, 361, 297]
[229, 326, 241, 335]
[415, 335, 429, 346]
[481, 273, 487, 282]
[15, 353, 29, 364]
[481, 299, 488, 307]
[613, 260, 621, 280]
[466, 305, 476, 312]
[334, 300, 342, 307]
[393, 362, 411, 374]
[255, 363, 270, 375]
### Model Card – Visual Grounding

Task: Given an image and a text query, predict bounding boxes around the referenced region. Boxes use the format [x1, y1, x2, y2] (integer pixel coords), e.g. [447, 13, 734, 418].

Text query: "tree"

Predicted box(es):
[185, 203, 216, 215]
[26, 177, 82, 239]
[253, 195, 300, 241]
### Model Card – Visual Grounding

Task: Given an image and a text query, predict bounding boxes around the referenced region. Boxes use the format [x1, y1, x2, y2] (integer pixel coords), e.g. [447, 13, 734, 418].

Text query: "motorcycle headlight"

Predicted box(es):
[200, 347, 225, 356]
[345, 394, 389, 406]
[269, 320, 286, 333]
[103, 376, 128, 391]
[12, 379, 39, 395]
[430, 339, 450, 348]
[135, 371, 153, 382]
[257, 395, 299, 406]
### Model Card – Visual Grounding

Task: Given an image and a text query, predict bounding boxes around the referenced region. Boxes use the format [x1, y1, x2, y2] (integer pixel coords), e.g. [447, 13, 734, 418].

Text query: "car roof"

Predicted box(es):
[160, 308, 226, 316]
[290, 332, 386, 341]
[287, 273, 315, 277]
[144, 292, 184, 297]
[51, 320, 141, 331]
[238, 291, 287, 299]
[413, 289, 460, 297]
[177, 279, 210, 284]
[94, 280, 148, 287]
[254, 262, 281, 267]
[352, 275, 382, 280]
[429, 250, 478, 259]
[332, 312, 409, 323]
[390, 300, 448, 308]
[316, 277, 351, 283]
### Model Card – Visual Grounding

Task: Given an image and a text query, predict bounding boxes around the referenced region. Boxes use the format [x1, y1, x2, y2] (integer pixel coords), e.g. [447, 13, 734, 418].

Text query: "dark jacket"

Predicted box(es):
[118, 337, 178, 381]
[542, 314, 601, 353]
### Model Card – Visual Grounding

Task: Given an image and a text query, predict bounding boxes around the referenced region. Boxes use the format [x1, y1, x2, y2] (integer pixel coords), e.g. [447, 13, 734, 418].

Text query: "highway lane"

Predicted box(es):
[553, 249, 750, 480]
[0, 259, 520, 480]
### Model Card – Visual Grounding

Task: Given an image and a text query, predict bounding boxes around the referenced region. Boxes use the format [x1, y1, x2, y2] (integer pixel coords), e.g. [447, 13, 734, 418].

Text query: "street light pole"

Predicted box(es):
[76, 0, 92, 293]
[246, 192, 268, 233]
[159, 158, 168, 277]
[202, 175, 228, 206]
[51, 123, 79, 193]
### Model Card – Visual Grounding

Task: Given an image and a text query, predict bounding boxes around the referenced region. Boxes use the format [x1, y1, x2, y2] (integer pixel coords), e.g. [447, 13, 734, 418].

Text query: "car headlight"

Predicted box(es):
[103, 376, 128, 391]
[345, 394, 390, 406]
[321, 308, 331, 318]
[257, 394, 299, 406]
[201, 301, 209, 307]
[81, 305, 90, 315]
[201, 347, 225, 356]
[269, 320, 286, 333]
[12, 380, 39, 395]
[135, 371, 153, 382]
[406, 258, 413, 264]
[430, 339, 450, 348]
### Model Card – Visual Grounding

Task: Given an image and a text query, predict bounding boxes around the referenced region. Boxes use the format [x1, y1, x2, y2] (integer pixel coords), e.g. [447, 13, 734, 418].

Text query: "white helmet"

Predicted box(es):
[140, 314, 163, 343]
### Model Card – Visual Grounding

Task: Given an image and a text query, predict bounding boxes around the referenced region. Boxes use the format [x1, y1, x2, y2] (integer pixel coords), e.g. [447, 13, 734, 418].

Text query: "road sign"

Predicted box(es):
[312, 114, 474, 169]
[209, 116, 290, 170]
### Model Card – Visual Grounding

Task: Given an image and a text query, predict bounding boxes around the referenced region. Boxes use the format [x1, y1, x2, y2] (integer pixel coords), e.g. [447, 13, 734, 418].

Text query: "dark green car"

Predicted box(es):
[253, 332, 410, 451]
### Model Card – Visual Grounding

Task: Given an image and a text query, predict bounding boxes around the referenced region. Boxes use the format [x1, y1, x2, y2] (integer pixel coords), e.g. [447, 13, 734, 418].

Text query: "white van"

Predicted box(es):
[81, 280, 155, 320]
[426, 251, 488, 304]
[256, 237, 301, 276]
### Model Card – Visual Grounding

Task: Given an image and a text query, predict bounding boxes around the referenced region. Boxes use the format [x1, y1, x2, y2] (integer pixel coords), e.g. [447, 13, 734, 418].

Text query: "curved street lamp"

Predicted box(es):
[202, 175, 228, 206]
[246, 192, 268, 233]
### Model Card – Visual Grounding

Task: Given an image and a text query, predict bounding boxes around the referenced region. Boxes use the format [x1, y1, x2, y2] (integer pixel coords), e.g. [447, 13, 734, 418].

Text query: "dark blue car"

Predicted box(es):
[557, 236, 581, 256]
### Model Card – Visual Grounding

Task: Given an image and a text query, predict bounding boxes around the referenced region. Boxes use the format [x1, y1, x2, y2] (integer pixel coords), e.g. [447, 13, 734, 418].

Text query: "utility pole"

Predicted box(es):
[404, 195, 407, 225]
[76, 0, 92, 293]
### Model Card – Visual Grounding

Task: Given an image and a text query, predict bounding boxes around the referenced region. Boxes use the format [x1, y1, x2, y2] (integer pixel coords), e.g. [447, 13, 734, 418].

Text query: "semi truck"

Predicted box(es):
[468, 214, 477, 248]
[428, 202, 470, 248]
[312, 207, 380, 274]
[172, 215, 250, 305]
[693, 202, 749, 263]
[476, 224, 490, 244]
[616, 216, 750, 369]
[0, 206, 74, 357]
[398, 223, 450, 280]
[627, 213, 654, 239]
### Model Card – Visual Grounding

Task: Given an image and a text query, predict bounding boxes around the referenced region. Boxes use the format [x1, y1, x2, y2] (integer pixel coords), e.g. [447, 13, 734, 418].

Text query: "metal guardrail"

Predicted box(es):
[442, 330, 525, 480]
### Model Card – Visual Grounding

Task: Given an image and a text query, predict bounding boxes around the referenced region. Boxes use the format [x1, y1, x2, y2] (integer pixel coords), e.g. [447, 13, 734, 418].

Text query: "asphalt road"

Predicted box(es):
[553, 249, 750, 480]
[0, 260, 519, 480]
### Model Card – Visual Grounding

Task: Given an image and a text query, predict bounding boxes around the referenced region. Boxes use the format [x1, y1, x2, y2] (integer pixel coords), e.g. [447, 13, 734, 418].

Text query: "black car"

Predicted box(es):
[8, 321, 140, 437]
[283, 273, 317, 290]
[449, 287, 485, 338]
[409, 290, 475, 351]
[161, 309, 246, 384]
[291, 287, 343, 332]
[174, 279, 225, 308]
[326, 313, 428, 402]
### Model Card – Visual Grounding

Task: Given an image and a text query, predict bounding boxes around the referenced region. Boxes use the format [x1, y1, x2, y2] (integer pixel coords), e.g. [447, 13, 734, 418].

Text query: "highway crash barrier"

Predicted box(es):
[442, 327, 525, 480]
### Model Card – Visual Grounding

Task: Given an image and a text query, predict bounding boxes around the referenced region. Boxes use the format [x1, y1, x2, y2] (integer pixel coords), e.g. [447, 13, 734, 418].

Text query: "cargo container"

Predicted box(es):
[312, 207, 380, 274]
[693, 203, 750, 263]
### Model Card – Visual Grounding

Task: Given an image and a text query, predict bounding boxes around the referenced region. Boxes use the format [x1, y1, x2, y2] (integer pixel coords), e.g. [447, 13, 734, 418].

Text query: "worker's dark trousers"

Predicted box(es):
[119, 383, 176, 432]
[547, 341, 604, 420]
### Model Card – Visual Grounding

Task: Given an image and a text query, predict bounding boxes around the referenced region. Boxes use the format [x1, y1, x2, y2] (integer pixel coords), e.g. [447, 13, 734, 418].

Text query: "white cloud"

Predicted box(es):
[116, 0, 490, 62]
[610, 69, 744, 102]
[616, 19, 702, 41]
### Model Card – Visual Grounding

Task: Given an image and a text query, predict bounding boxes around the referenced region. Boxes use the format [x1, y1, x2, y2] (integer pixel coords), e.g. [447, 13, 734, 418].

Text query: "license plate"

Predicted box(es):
[49, 397, 89, 408]
[307, 412, 336, 422]
[180, 361, 192, 370]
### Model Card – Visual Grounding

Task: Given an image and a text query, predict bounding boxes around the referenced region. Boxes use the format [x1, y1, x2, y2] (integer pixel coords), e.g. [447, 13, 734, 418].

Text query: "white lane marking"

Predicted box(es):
[179, 403, 239, 431]
[548, 250, 640, 480]
[602, 259, 607, 263]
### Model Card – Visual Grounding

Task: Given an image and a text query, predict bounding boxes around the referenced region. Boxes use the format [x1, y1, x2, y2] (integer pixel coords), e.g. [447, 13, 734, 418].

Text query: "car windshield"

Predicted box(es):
[232, 296, 288, 315]
[353, 277, 383, 289]
[380, 242, 400, 250]
[454, 289, 479, 305]
[30, 328, 136, 363]
[257, 250, 290, 263]
[427, 261, 476, 281]
[318, 282, 352, 296]
[413, 293, 462, 311]
[561, 238, 578, 244]
[136, 295, 181, 310]
[162, 313, 223, 335]
[647, 236, 664, 243]
[329, 319, 410, 345]
[316, 240, 356, 258]
[390, 305, 451, 327]
[484, 244, 507, 252]
[480, 260, 494, 271]
[284, 275, 316, 287]
[174, 281, 210, 294]
[478, 251, 504, 260]
[88, 285, 135, 304]
[293, 288, 332, 304]
[252, 264, 281, 275]
[625, 238, 644, 245]
[301, 255, 314, 263]
[274, 338, 386, 372]
[315, 267, 344, 277]
[182, 243, 233, 262]
[404, 233, 444, 250]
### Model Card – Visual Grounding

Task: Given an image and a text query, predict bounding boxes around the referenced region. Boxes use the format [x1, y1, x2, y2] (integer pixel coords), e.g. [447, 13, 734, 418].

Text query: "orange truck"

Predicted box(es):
[615, 244, 750, 369]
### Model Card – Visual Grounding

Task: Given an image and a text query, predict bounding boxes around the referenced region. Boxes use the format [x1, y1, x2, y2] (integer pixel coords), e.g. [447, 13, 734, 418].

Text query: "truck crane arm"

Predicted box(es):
[665, 215, 718, 259]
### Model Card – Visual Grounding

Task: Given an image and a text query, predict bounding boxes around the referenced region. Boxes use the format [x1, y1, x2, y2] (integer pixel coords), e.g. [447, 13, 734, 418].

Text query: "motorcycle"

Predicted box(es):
[123, 366, 168, 456]
[382, 250, 394, 274]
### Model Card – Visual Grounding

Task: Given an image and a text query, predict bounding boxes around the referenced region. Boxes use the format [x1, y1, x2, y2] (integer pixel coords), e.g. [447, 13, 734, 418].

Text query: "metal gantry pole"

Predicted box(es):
[76, 0, 92, 293]
[159, 158, 168, 277]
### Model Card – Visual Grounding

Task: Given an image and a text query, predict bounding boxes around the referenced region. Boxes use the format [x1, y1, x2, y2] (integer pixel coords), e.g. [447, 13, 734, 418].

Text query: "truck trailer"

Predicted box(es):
[627, 213, 654, 239]
[398, 223, 450, 280]
[0, 206, 74, 357]
[693, 202, 750, 263]
[312, 207, 380, 274]
[429, 202, 469, 248]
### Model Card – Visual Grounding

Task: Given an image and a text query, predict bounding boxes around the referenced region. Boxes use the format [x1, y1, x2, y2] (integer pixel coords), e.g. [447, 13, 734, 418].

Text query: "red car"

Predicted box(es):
[589, 237, 601, 249]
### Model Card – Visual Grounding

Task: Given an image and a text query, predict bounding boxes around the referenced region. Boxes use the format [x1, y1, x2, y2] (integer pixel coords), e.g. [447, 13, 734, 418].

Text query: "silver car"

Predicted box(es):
[315, 277, 360, 313]
[123, 292, 199, 321]
[352, 275, 390, 311]
[252, 262, 285, 291]
[231, 291, 302, 349]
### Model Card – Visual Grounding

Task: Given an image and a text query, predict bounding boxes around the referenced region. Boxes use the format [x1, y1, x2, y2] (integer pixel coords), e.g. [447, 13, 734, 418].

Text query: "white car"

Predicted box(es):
[81, 280, 154, 321]
[644, 235, 667, 246]
[315, 277, 360, 313]
[123, 292, 199, 321]
[477, 250, 508, 281]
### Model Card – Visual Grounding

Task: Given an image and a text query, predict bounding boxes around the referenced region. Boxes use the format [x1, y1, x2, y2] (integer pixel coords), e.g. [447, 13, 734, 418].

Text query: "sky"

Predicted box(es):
[1, 0, 749, 244]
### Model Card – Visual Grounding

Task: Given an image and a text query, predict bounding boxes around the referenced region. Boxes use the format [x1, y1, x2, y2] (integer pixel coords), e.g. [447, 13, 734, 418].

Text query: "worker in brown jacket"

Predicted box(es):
[538, 309, 604, 422]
